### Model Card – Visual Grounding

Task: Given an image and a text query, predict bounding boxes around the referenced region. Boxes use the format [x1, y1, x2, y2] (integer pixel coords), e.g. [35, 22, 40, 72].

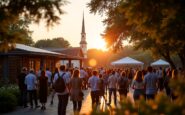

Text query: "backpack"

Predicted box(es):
[54, 73, 66, 93]
[119, 77, 128, 90]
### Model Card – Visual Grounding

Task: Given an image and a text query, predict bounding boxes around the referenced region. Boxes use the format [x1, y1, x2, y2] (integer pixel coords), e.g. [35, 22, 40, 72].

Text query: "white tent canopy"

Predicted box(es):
[111, 57, 144, 65]
[151, 59, 170, 66]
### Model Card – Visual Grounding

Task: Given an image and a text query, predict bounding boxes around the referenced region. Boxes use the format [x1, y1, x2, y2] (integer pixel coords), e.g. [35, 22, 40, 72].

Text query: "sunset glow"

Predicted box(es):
[29, 0, 105, 50]
[89, 59, 97, 67]
[90, 36, 107, 51]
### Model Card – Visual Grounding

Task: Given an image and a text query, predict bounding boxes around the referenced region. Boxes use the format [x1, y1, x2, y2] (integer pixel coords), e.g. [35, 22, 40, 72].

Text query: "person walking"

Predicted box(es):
[144, 66, 158, 100]
[46, 67, 52, 88]
[50, 68, 59, 105]
[88, 70, 100, 108]
[53, 65, 70, 115]
[80, 68, 88, 90]
[132, 70, 145, 101]
[38, 70, 48, 110]
[107, 71, 118, 106]
[69, 69, 83, 115]
[118, 71, 129, 102]
[157, 67, 164, 91]
[103, 70, 109, 94]
[25, 69, 40, 108]
[17, 67, 28, 108]
[99, 74, 106, 102]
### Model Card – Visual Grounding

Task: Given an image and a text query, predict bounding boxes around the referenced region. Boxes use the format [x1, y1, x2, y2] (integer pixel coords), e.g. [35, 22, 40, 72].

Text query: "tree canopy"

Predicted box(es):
[0, 0, 68, 51]
[88, 0, 185, 70]
[34, 37, 70, 48]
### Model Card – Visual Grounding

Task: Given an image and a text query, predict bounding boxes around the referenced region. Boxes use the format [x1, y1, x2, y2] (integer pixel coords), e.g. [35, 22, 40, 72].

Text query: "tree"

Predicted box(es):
[0, 0, 68, 52]
[88, 0, 185, 70]
[34, 37, 70, 48]
[9, 19, 34, 45]
[0, 18, 34, 52]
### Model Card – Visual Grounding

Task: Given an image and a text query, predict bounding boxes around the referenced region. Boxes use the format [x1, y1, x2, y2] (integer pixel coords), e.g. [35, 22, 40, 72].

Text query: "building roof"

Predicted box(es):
[0, 43, 66, 57]
[46, 47, 85, 60]
[0, 44, 85, 60]
[16, 44, 61, 55]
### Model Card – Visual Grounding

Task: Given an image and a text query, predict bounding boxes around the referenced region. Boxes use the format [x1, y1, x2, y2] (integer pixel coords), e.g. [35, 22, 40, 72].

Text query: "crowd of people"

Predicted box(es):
[17, 65, 184, 115]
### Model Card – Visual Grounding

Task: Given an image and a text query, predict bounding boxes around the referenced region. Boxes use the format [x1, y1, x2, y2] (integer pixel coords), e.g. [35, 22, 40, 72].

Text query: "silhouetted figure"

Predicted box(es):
[25, 69, 40, 108]
[39, 70, 48, 110]
[17, 67, 28, 108]
[107, 71, 118, 106]
[53, 65, 70, 115]
[144, 66, 158, 100]
[88, 70, 100, 108]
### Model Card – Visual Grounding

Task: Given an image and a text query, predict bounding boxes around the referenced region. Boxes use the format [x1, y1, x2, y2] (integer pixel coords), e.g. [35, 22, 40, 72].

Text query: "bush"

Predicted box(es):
[0, 85, 20, 113]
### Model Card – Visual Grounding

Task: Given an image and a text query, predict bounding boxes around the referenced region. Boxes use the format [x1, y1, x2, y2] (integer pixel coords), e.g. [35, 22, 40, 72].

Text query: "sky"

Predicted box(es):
[29, 0, 106, 50]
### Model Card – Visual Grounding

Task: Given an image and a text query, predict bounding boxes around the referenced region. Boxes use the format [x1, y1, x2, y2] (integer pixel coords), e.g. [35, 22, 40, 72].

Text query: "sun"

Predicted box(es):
[89, 36, 107, 51]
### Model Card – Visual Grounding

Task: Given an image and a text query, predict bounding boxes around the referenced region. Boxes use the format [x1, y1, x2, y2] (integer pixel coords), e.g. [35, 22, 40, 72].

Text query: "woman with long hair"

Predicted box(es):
[132, 70, 145, 101]
[39, 70, 48, 110]
[69, 69, 83, 115]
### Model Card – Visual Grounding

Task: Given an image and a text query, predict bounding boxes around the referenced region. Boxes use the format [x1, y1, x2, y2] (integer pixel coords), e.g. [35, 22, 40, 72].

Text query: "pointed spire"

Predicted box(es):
[81, 11, 85, 34]
[80, 11, 87, 44]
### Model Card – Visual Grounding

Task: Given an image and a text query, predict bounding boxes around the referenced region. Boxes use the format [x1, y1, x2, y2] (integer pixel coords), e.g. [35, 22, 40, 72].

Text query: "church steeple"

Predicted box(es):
[80, 12, 87, 58]
[82, 12, 85, 34]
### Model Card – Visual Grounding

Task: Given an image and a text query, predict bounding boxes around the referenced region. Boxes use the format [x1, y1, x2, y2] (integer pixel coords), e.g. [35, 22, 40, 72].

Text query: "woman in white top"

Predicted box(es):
[132, 70, 145, 101]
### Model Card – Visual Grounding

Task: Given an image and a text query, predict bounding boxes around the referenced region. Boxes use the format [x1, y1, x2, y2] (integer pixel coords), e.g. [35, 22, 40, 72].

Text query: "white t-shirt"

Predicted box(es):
[144, 72, 158, 94]
[132, 80, 145, 89]
[25, 73, 37, 90]
[46, 70, 52, 83]
[88, 76, 100, 91]
[80, 69, 87, 78]
[53, 71, 70, 95]
[108, 74, 118, 89]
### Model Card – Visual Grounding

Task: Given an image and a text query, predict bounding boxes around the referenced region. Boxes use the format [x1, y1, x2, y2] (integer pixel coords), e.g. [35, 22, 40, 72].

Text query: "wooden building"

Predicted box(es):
[0, 44, 84, 83]
[45, 47, 85, 68]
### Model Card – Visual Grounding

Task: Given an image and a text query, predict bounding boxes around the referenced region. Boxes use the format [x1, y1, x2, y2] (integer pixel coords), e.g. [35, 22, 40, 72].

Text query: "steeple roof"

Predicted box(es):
[81, 12, 85, 34]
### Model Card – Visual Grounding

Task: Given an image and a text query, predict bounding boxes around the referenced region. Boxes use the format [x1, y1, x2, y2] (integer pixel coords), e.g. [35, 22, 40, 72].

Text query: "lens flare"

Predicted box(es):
[89, 59, 97, 67]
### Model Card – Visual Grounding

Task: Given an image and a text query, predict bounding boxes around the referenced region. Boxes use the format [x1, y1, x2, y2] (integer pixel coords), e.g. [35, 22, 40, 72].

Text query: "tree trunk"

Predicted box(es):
[178, 45, 185, 71]
[160, 51, 176, 69]
[165, 56, 176, 69]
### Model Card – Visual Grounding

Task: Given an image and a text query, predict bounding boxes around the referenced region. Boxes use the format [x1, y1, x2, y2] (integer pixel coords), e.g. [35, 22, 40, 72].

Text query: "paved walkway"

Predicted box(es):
[3, 89, 134, 115]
